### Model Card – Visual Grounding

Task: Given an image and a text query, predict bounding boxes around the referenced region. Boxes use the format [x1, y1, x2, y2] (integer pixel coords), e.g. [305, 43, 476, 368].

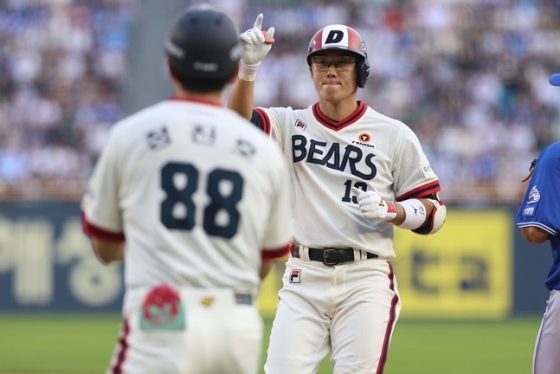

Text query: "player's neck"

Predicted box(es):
[174, 91, 223, 105]
[173, 82, 223, 105]
[318, 97, 359, 122]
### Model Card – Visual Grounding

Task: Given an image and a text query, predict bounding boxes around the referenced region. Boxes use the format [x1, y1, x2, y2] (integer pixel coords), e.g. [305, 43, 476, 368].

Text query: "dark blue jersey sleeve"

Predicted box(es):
[516, 141, 560, 290]
[250, 109, 271, 135]
[516, 142, 560, 236]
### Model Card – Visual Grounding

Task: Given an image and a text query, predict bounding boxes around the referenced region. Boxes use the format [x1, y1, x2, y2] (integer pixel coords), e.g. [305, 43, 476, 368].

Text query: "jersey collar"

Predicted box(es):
[312, 101, 367, 131]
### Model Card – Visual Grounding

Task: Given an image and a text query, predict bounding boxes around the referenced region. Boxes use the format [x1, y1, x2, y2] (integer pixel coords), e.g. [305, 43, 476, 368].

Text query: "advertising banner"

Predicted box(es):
[0, 203, 124, 311]
[392, 210, 512, 318]
[0, 204, 517, 318]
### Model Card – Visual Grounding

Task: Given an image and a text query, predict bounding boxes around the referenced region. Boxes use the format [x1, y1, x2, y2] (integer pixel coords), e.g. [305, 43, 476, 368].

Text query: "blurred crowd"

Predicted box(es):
[1, 0, 560, 205]
[238, 0, 560, 206]
[0, 0, 134, 200]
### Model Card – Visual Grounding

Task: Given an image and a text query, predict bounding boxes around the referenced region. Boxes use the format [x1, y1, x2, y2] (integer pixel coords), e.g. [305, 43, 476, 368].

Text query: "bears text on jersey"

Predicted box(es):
[291, 134, 377, 180]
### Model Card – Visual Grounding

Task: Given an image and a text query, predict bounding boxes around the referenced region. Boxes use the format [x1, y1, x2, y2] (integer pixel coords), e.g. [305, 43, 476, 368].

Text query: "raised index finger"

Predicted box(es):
[253, 13, 264, 30]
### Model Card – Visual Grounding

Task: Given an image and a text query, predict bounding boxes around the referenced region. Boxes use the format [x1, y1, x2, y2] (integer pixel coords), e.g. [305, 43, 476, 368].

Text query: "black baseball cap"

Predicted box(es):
[164, 6, 241, 84]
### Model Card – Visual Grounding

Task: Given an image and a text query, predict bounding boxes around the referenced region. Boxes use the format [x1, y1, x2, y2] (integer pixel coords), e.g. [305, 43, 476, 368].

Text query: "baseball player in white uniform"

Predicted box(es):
[80, 7, 292, 374]
[228, 15, 447, 374]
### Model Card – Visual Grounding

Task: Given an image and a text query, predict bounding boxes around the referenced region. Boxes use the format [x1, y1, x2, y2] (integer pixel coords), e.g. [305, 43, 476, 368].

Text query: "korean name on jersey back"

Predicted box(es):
[292, 135, 377, 180]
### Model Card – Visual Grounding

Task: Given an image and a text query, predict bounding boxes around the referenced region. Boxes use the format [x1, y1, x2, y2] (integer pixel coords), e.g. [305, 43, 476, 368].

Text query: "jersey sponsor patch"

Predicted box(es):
[527, 186, 540, 204]
[289, 269, 301, 283]
[200, 297, 214, 307]
[234, 139, 256, 157]
[420, 161, 436, 179]
[351, 132, 375, 149]
[146, 126, 171, 150]
[192, 124, 216, 145]
[82, 186, 95, 206]
[358, 132, 370, 142]
[522, 206, 535, 217]
[294, 119, 307, 131]
[140, 284, 186, 332]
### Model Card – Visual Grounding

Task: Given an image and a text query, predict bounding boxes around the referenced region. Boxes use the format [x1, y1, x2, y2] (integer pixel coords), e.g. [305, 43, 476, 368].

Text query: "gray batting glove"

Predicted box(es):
[356, 190, 397, 221]
[239, 13, 275, 66]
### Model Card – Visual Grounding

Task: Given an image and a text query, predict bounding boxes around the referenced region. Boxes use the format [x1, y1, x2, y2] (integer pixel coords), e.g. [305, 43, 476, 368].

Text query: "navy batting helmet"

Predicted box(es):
[165, 6, 241, 85]
[307, 25, 370, 88]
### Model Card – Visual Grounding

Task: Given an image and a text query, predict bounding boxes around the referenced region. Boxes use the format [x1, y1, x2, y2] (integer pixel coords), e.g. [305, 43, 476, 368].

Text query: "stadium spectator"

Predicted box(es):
[1, 0, 559, 205]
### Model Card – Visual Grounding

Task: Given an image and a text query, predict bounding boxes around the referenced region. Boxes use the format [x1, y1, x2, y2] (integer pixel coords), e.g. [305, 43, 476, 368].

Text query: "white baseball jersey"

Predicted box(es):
[253, 100, 440, 258]
[81, 98, 293, 313]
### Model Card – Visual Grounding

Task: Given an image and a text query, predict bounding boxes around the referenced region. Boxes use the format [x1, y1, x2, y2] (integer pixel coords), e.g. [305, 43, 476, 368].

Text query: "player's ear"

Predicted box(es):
[166, 58, 178, 81]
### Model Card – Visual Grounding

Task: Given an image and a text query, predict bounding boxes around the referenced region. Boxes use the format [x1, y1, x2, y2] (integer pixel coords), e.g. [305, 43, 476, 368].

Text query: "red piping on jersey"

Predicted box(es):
[262, 244, 290, 261]
[312, 101, 367, 131]
[396, 180, 441, 201]
[111, 317, 130, 374]
[254, 108, 271, 135]
[81, 211, 126, 243]
[376, 262, 399, 374]
[167, 96, 223, 107]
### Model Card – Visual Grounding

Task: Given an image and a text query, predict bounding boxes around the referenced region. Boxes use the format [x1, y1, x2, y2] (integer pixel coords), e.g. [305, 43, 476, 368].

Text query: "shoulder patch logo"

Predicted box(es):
[146, 126, 171, 150]
[294, 119, 307, 131]
[528, 186, 540, 204]
[420, 161, 436, 178]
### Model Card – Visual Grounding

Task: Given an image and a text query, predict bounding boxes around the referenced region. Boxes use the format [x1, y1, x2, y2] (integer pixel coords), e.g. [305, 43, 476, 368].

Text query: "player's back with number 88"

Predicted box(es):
[81, 6, 293, 374]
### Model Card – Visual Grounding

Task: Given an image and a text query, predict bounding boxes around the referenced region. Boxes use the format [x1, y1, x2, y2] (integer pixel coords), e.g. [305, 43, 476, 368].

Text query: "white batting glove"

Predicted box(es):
[356, 190, 397, 222]
[238, 13, 275, 81]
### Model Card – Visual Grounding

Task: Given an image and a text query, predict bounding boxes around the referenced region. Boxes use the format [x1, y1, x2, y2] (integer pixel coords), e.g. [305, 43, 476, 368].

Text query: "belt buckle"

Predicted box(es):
[322, 248, 340, 266]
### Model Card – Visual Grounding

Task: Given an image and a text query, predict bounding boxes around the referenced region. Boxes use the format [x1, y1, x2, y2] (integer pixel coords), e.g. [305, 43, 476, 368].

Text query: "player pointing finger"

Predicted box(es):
[238, 14, 275, 68]
[228, 16, 446, 374]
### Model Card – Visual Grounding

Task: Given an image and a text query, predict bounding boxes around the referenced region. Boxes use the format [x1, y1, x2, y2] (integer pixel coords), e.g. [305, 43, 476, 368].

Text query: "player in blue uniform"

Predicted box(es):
[516, 73, 560, 374]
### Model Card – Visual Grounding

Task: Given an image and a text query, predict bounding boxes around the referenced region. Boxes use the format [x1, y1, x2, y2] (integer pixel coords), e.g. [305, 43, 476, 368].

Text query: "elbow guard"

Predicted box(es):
[412, 200, 447, 235]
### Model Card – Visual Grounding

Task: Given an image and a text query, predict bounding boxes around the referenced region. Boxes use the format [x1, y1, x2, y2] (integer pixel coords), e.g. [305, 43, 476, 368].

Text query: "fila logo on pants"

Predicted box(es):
[290, 269, 301, 283]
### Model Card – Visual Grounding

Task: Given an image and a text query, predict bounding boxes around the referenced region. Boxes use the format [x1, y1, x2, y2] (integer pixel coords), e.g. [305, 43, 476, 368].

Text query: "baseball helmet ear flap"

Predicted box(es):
[307, 25, 370, 88]
[357, 56, 370, 88]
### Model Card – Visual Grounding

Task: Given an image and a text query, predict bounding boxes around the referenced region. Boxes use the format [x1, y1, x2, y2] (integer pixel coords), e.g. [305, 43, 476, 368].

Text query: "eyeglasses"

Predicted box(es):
[311, 56, 356, 72]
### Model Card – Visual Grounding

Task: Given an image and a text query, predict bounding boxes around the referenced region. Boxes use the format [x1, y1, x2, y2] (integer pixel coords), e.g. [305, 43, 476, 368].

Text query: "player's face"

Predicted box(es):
[310, 50, 358, 103]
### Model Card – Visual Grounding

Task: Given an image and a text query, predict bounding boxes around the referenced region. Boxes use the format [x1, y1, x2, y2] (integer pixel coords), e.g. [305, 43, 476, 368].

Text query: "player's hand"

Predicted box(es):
[356, 190, 397, 222]
[239, 13, 275, 66]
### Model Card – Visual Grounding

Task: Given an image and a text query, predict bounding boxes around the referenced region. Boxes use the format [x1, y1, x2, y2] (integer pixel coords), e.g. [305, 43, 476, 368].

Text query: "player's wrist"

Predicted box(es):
[395, 199, 426, 229]
[383, 201, 397, 221]
[238, 61, 261, 81]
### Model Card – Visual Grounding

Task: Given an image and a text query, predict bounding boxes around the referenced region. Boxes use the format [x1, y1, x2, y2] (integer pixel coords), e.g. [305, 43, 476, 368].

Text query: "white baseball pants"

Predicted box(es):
[265, 256, 401, 374]
[107, 287, 263, 374]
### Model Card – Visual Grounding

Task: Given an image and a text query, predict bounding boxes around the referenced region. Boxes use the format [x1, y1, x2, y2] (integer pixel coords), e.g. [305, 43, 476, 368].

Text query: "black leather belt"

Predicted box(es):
[234, 293, 252, 305]
[292, 246, 378, 266]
